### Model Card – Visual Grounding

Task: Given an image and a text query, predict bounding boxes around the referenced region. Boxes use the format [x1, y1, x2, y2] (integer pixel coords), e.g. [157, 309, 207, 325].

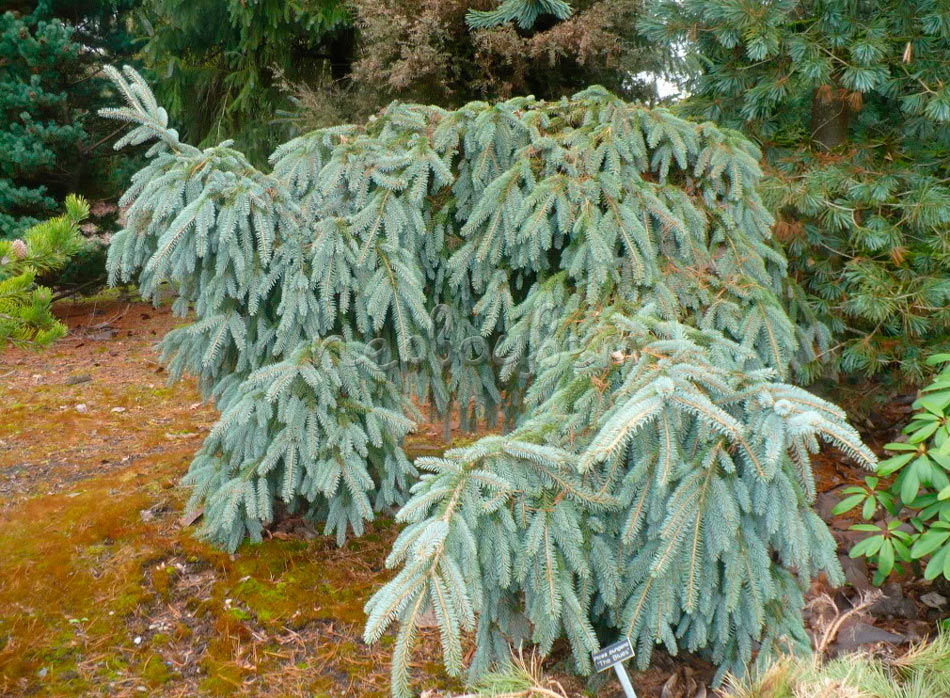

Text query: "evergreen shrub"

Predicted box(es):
[839, 353, 950, 583]
[0, 193, 88, 348]
[101, 66, 875, 697]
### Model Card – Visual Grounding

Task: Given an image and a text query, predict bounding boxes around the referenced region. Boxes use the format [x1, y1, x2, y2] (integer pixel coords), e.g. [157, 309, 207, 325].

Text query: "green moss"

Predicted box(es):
[103, 654, 129, 673]
[199, 653, 248, 695]
[227, 607, 252, 621]
[0, 353, 464, 696]
[139, 652, 173, 685]
[151, 565, 176, 600]
[0, 451, 188, 693]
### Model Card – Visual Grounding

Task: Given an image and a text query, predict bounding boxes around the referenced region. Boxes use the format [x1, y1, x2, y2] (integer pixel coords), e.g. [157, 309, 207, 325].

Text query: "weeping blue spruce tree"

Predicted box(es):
[101, 66, 875, 696]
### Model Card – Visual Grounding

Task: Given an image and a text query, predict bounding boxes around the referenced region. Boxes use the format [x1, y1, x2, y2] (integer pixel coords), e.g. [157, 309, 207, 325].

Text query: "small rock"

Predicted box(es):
[180, 507, 204, 527]
[75, 403, 88, 413]
[36, 667, 48, 678]
[294, 521, 319, 540]
[65, 374, 92, 386]
[870, 583, 918, 619]
[921, 592, 947, 610]
[140, 502, 169, 522]
[839, 555, 873, 593]
[133, 636, 142, 645]
[816, 491, 840, 521]
[111, 406, 126, 413]
[89, 329, 117, 341]
[836, 620, 904, 649]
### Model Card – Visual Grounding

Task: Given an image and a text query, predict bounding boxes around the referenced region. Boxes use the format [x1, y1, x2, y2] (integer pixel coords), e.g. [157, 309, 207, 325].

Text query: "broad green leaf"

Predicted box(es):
[924, 544, 950, 580]
[877, 540, 895, 576]
[883, 442, 917, 452]
[850, 535, 884, 558]
[900, 465, 921, 504]
[908, 421, 940, 443]
[833, 494, 865, 516]
[930, 451, 950, 471]
[931, 467, 950, 492]
[876, 452, 914, 475]
[892, 537, 911, 560]
[910, 412, 940, 422]
[916, 391, 950, 414]
[862, 495, 876, 520]
[911, 529, 950, 559]
[878, 491, 899, 515]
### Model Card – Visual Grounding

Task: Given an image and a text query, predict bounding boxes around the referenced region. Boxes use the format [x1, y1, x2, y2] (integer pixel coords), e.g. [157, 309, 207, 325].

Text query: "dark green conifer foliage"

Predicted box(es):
[140, 0, 352, 160]
[102, 66, 875, 697]
[27, 0, 142, 58]
[0, 11, 88, 237]
[0, 2, 140, 239]
[642, 0, 950, 385]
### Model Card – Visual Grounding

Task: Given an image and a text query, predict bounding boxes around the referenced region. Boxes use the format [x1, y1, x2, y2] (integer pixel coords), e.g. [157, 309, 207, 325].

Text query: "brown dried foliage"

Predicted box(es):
[349, 0, 653, 106]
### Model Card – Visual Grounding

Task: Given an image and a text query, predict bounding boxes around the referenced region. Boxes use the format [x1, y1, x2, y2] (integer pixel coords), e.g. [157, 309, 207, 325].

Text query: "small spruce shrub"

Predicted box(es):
[101, 66, 875, 697]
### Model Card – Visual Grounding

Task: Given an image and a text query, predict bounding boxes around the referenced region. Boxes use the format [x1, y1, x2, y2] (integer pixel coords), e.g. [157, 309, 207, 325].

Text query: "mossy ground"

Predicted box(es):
[1, 295, 884, 698]
[0, 297, 474, 697]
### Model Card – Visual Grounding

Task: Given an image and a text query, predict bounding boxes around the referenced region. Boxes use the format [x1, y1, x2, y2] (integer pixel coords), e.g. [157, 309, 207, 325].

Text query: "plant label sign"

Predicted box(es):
[592, 638, 638, 698]
[592, 638, 634, 672]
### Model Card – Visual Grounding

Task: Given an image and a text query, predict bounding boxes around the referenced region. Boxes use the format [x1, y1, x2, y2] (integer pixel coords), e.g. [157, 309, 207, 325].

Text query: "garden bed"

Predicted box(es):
[0, 296, 936, 697]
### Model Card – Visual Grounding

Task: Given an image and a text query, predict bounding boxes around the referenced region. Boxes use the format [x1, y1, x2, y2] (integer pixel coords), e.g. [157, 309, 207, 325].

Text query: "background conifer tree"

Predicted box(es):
[642, 0, 950, 388]
[0, 10, 90, 237]
[348, 0, 665, 109]
[102, 66, 875, 698]
[139, 0, 354, 161]
[0, 0, 140, 281]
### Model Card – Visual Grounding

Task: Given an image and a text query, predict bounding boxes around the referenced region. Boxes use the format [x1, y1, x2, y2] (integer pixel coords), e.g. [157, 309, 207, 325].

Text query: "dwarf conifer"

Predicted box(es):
[102, 66, 875, 697]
